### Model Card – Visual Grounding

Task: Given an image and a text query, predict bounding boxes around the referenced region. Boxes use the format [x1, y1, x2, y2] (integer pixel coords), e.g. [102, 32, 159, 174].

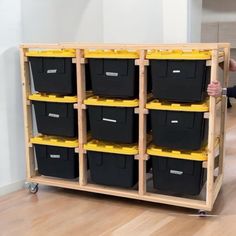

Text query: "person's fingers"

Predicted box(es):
[208, 92, 219, 97]
[208, 83, 215, 87]
[207, 90, 216, 95]
[208, 85, 218, 90]
[212, 81, 219, 85]
[208, 81, 220, 88]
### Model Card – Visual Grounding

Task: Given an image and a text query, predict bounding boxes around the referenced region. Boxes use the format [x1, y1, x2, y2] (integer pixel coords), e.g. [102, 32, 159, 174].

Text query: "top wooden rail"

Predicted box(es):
[20, 43, 230, 50]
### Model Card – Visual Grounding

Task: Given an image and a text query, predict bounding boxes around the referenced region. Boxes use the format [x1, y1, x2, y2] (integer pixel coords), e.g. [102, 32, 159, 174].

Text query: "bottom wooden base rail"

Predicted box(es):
[29, 175, 213, 211]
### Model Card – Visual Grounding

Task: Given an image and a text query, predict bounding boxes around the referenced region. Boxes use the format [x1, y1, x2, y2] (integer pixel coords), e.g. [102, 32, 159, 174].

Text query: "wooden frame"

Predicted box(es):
[20, 43, 230, 211]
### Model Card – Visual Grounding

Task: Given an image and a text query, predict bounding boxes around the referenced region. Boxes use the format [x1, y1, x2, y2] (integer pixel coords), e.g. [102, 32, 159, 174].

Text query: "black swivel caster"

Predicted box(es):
[26, 182, 39, 194]
[198, 210, 207, 217]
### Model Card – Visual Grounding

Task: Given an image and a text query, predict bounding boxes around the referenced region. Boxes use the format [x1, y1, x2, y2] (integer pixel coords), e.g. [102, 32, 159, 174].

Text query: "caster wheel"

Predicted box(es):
[198, 210, 207, 217]
[29, 183, 39, 194]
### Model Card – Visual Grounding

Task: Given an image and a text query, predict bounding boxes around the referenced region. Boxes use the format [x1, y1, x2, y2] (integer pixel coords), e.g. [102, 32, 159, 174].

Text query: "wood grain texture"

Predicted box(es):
[20, 44, 229, 214]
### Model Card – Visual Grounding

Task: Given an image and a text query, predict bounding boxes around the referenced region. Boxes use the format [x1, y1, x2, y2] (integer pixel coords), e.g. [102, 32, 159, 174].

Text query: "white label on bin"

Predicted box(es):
[47, 69, 57, 74]
[170, 170, 183, 175]
[50, 154, 61, 159]
[48, 113, 60, 118]
[171, 120, 178, 124]
[105, 72, 119, 77]
[102, 118, 117, 123]
[172, 70, 181, 73]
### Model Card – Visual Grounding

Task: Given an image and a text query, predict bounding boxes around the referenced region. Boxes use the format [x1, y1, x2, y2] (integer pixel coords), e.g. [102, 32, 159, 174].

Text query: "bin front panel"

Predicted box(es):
[150, 60, 210, 102]
[151, 110, 208, 150]
[33, 101, 78, 137]
[88, 59, 138, 98]
[29, 57, 76, 95]
[88, 106, 138, 143]
[88, 151, 138, 188]
[152, 156, 205, 195]
[35, 144, 79, 179]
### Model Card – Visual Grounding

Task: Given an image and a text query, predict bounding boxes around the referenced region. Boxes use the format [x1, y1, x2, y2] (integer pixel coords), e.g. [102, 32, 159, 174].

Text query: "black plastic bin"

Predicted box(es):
[27, 49, 91, 95]
[146, 50, 211, 102]
[85, 140, 139, 187]
[31, 135, 79, 179]
[148, 144, 206, 195]
[85, 96, 139, 144]
[85, 50, 139, 98]
[147, 100, 209, 150]
[29, 94, 78, 137]
[88, 151, 138, 188]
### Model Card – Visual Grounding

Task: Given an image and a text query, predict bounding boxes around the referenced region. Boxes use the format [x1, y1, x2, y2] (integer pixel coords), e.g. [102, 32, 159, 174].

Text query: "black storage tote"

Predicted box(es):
[147, 100, 209, 150]
[85, 140, 139, 188]
[27, 49, 77, 95]
[146, 50, 211, 102]
[148, 144, 207, 195]
[85, 50, 139, 98]
[29, 93, 77, 137]
[31, 135, 79, 179]
[85, 96, 138, 144]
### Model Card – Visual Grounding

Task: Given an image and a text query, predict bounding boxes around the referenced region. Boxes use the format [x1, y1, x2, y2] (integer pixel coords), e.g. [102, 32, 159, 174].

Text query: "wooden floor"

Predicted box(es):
[1, 106, 236, 236]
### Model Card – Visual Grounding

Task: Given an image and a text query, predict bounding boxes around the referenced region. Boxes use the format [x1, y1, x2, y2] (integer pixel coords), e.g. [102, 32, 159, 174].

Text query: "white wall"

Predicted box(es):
[1, 0, 204, 195]
[202, 0, 236, 22]
[0, 0, 104, 196]
[202, 0, 236, 88]
[162, 0, 188, 43]
[162, 0, 202, 43]
[188, 0, 203, 42]
[22, 0, 103, 43]
[103, 0, 163, 43]
[0, 0, 25, 195]
[22, 0, 202, 44]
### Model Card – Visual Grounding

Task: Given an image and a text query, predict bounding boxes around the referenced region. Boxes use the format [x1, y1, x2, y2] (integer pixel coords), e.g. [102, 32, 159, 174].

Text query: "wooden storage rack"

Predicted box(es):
[20, 43, 230, 211]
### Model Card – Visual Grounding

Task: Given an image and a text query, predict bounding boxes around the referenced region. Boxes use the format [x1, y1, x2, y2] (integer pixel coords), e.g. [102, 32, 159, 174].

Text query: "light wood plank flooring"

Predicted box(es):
[1, 106, 236, 236]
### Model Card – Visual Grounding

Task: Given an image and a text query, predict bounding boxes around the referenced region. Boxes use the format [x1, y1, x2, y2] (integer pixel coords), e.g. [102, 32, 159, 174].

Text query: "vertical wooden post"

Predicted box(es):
[218, 46, 230, 175]
[206, 49, 218, 210]
[76, 49, 88, 185]
[138, 50, 148, 195]
[20, 48, 36, 179]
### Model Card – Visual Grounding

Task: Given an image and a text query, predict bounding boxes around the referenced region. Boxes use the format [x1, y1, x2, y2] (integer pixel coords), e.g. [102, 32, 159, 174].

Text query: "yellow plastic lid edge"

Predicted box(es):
[84, 140, 138, 155]
[84, 96, 139, 107]
[31, 136, 78, 148]
[28, 94, 77, 103]
[85, 146, 138, 155]
[146, 100, 209, 112]
[84, 50, 139, 59]
[26, 49, 75, 57]
[146, 50, 211, 60]
[147, 148, 207, 161]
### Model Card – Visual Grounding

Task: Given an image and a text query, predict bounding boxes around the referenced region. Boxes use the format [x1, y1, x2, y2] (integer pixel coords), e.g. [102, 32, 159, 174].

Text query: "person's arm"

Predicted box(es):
[220, 58, 236, 71]
[229, 58, 236, 72]
[207, 82, 236, 98]
[208, 58, 236, 97]
[227, 86, 236, 98]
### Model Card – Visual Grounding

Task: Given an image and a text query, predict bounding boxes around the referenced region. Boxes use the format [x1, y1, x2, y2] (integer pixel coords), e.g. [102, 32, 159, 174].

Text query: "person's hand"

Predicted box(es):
[220, 58, 236, 71]
[207, 81, 222, 97]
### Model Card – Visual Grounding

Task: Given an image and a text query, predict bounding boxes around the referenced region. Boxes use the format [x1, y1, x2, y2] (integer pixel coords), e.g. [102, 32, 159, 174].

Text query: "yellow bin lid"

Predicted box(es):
[147, 144, 207, 161]
[146, 50, 211, 60]
[84, 96, 138, 107]
[84, 50, 139, 59]
[26, 49, 76, 57]
[28, 93, 77, 103]
[31, 135, 78, 148]
[84, 139, 138, 155]
[146, 100, 209, 112]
